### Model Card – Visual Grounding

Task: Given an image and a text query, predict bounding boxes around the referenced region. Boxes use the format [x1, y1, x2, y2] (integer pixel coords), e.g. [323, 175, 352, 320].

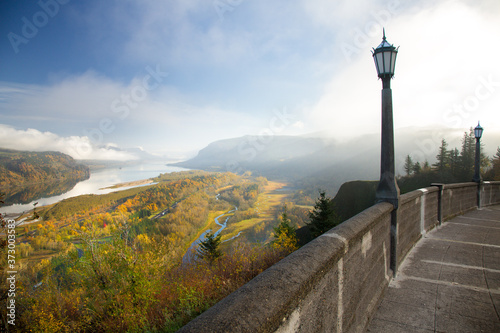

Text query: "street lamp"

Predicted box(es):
[373, 29, 399, 87]
[473, 122, 483, 183]
[372, 29, 400, 208]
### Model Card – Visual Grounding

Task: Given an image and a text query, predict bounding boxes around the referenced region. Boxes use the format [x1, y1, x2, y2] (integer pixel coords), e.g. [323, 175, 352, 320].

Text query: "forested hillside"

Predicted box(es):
[0, 171, 305, 331]
[0, 148, 89, 188]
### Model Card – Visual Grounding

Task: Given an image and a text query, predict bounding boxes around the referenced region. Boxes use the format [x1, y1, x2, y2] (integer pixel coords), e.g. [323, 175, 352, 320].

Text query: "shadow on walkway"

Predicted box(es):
[366, 205, 500, 333]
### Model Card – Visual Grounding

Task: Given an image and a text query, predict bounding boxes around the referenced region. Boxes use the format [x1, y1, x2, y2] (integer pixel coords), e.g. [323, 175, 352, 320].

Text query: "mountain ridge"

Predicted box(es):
[0, 148, 90, 189]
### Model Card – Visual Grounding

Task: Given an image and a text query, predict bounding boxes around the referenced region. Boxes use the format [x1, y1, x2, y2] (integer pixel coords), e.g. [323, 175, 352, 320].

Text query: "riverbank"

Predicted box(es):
[100, 178, 154, 190]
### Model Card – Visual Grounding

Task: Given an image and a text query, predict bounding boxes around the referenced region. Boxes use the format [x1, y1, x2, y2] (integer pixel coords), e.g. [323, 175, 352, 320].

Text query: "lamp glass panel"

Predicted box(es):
[390, 51, 397, 74]
[384, 51, 392, 74]
[375, 53, 384, 75]
[383, 51, 392, 75]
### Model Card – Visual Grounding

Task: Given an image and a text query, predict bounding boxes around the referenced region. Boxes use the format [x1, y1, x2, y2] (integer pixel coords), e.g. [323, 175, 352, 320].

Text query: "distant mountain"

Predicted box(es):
[173, 134, 381, 193]
[173, 127, 496, 194]
[103, 145, 160, 160]
[0, 148, 90, 189]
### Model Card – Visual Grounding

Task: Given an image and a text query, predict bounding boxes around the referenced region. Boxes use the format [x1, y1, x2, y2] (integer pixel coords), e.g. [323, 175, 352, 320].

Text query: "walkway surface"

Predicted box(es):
[366, 205, 500, 333]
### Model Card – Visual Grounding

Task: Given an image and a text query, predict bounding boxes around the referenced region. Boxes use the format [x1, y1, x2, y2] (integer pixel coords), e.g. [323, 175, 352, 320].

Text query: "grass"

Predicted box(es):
[221, 181, 290, 242]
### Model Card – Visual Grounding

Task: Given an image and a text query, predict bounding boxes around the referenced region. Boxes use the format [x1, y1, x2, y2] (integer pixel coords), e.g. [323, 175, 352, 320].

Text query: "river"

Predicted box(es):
[1, 160, 189, 216]
[182, 201, 239, 264]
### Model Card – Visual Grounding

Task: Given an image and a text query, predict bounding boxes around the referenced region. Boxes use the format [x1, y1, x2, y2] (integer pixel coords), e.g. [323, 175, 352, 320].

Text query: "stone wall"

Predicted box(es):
[481, 181, 500, 207]
[178, 182, 500, 333]
[396, 186, 439, 267]
[441, 182, 478, 219]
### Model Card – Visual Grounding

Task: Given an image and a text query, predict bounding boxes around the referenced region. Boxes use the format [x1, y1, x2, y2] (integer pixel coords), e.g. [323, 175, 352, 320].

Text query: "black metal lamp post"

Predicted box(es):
[372, 29, 400, 209]
[372, 30, 400, 277]
[473, 122, 483, 183]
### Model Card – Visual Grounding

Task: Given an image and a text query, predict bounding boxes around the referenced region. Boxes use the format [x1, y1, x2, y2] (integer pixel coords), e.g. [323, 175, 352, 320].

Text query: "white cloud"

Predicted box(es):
[0, 72, 124, 122]
[0, 124, 137, 160]
[308, 0, 500, 141]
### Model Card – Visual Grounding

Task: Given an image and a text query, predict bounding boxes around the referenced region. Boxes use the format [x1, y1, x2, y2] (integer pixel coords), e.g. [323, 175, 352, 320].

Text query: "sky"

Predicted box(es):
[1, 0, 500, 161]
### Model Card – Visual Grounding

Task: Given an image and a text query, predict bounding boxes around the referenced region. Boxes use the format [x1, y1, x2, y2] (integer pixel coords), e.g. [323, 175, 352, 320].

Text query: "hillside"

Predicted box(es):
[173, 134, 380, 194]
[0, 148, 90, 189]
[332, 180, 378, 221]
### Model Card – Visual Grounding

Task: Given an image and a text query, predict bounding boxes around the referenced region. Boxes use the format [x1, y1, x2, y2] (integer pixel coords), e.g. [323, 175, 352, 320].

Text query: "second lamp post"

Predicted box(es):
[473, 122, 483, 183]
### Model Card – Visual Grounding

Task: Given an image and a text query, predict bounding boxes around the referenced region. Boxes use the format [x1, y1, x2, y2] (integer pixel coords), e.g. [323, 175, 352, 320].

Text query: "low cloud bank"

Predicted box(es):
[0, 124, 138, 161]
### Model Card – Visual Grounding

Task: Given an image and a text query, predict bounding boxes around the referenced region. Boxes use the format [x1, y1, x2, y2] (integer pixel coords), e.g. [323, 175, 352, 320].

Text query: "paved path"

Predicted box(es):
[366, 205, 500, 333]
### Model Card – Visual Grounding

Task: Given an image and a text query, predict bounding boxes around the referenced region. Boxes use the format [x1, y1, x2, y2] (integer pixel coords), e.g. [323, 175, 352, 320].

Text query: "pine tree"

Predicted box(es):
[307, 191, 340, 238]
[197, 232, 222, 264]
[459, 128, 475, 180]
[433, 139, 449, 176]
[413, 161, 421, 174]
[404, 155, 413, 176]
[449, 148, 460, 181]
[485, 147, 500, 180]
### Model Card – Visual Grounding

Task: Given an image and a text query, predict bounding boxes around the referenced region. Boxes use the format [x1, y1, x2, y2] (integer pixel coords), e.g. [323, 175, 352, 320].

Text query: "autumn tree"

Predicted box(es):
[272, 206, 298, 252]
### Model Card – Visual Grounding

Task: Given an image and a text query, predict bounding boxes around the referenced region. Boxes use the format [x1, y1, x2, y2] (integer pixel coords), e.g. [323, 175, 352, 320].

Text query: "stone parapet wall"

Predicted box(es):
[397, 186, 439, 266]
[481, 181, 500, 207]
[441, 182, 477, 219]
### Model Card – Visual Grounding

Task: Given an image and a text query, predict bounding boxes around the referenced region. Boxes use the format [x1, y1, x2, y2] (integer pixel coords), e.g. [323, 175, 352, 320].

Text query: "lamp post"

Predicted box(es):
[473, 122, 483, 183]
[372, 30, 400, 277]
[372, 29, 400, 209]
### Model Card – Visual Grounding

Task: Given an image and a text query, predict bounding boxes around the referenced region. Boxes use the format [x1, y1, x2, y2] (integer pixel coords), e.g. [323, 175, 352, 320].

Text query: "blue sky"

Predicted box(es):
[1, 0, 500, 161]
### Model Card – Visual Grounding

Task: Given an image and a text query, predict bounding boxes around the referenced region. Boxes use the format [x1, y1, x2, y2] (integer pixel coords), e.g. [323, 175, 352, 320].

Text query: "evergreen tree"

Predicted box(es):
[449, 148, 460, 181]
[433, 139, 449, 176]
[307, 191, 340, 238]
[485, 147, 500, 180]
[272, 205, 298, 251]
[404, 155, 413, 176]
[459, 128, 475, 180]
[423, 160, 431, 172]
[197, 232, 222, 264]
[412, 161, 421, 174]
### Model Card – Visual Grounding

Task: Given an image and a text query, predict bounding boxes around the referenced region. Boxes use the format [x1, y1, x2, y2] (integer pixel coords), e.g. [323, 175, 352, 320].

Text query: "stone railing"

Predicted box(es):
[178, 181, 500, 333]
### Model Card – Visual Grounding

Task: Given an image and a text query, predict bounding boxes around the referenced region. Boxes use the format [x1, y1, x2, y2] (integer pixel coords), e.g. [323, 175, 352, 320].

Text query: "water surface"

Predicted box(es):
[1, 161, 188, 215]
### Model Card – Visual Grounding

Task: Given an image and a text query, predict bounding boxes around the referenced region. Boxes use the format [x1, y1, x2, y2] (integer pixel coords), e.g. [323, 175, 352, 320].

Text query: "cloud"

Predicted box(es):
[0, 72, 124, 124]
[0, 71, 272, 155]
[307, 0, 500, 141]
[0, 124, 138, 160]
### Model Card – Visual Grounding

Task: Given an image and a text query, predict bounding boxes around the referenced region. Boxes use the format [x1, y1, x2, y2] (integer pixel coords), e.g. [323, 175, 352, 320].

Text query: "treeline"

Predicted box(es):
[219, 177, 267, 210]
[0, 148, 89, 188]
[399, 129, 498, 193]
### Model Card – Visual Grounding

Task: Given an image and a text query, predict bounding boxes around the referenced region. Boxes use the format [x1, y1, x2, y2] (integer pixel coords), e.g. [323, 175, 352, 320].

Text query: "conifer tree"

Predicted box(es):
[459, 128, 475, 180]
[307, 191, 340, 238]
[404, 155, 413, 176]
[197, 232, 222, 264]
[433, 139, 449, 176]
[485, 147, 500, 180]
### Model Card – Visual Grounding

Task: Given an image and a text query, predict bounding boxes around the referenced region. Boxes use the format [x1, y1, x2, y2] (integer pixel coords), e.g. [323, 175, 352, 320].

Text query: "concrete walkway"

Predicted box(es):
[366, 205, 500, 333]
